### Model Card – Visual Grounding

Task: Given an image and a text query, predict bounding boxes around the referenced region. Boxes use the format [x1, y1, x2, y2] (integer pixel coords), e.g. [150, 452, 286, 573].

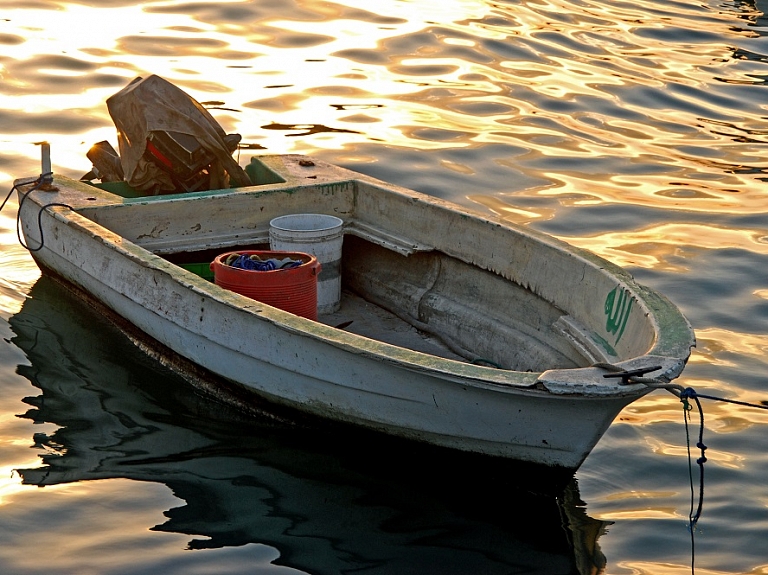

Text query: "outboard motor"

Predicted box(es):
[144, 129, 242, 192]
[96, 74, 251, 194]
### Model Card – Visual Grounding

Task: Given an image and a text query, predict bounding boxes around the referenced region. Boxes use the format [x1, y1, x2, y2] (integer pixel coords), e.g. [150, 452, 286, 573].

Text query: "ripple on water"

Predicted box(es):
[1, 1, 768, 573]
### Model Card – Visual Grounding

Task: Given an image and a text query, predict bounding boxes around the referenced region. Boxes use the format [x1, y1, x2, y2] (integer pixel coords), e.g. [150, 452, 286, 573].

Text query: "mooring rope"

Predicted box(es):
[0, 175, 40, 212]
[594, 362, 768, 575]
[1, 173, 74, 252]
[680, 387, 706, 574]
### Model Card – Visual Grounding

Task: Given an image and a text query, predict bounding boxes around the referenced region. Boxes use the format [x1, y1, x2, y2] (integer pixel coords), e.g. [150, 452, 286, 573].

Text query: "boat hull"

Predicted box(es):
[15, 155, 694, 471]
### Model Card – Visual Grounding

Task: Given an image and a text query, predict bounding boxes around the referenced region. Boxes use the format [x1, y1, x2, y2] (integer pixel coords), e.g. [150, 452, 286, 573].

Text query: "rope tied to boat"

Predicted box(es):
[679, 388, 707, 530]
[594, 361, 768, 575]
[592, 361, 689, 398]
[2, 172, 75, 253]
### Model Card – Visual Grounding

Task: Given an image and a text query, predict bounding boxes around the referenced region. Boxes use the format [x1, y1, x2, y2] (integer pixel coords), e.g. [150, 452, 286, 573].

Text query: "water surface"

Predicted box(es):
[2, 0, 768, 573]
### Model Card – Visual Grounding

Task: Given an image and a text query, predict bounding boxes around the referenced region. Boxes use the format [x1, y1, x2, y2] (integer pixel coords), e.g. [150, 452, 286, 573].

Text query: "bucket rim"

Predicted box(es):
[212, 250, 319, 273]
[269, 213, 344, 232]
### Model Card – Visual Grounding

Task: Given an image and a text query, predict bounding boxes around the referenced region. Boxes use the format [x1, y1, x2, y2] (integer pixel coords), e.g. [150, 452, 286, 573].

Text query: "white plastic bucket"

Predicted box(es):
[269, 214, 344, 314]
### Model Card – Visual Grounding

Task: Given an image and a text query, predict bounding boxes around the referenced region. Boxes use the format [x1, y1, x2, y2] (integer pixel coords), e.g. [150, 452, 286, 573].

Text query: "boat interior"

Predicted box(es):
[73, 156, 621, 374]
[160, 234, 591, 372]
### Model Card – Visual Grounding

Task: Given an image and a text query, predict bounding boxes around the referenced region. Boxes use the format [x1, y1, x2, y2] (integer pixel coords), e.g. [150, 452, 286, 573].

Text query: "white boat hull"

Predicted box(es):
[16, 155, 694, 471]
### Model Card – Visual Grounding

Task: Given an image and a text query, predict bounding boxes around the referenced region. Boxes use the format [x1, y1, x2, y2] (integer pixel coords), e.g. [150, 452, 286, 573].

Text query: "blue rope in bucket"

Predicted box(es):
[224, 253, 303, 271]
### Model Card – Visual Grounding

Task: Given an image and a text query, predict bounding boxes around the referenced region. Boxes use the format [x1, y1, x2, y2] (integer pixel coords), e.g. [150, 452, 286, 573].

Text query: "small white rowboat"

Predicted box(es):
[15, 154, 694, 472]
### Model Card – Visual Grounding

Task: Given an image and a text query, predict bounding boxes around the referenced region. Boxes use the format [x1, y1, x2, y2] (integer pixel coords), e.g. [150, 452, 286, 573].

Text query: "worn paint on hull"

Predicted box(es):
[15, 155, 694, 471]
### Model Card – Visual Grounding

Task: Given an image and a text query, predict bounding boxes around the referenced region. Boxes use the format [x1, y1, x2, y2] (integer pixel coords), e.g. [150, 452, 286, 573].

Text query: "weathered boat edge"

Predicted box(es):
[13, 155, 695, 472]
[32, 195, 676, 395]
[250, 155, 697, 388]
[29, 154, 695, 390]
[19, 203, 642, 469]
[33, 266, 582, 491]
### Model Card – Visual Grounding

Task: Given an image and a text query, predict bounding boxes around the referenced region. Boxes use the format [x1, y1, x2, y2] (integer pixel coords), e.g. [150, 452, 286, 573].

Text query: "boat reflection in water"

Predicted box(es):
[11, 276, 610, 575]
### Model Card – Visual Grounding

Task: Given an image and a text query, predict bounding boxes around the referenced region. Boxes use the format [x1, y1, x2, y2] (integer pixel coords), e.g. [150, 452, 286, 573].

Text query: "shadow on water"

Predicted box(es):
[10, 275, 610, 575]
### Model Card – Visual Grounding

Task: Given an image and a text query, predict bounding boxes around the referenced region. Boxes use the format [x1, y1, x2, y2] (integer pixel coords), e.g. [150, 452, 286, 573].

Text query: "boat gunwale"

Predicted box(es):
[16, 161, 694, 397]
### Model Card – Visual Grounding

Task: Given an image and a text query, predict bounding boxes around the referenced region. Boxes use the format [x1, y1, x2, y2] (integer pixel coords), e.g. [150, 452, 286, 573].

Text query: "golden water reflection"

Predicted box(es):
[595, 507, 681, 522]
[0, 479, 199, 570]
[561, 223, 768, 269]
[696, 328, 768, 368]
[2, 0, 767, 205]
[616, 383, 768, 431]
[645, 436, 746, 469]
[468, 194, 554, 224]
[616, 562, 740, 575]
[3, 1, 768, 573]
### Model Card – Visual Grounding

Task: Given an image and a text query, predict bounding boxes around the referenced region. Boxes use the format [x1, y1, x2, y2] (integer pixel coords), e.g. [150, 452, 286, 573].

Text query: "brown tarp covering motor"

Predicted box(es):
[106, 74, 251, 193]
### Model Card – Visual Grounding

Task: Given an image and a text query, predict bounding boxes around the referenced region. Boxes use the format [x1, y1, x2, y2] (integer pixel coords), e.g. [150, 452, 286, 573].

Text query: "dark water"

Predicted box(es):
[2, 1, 768, 573]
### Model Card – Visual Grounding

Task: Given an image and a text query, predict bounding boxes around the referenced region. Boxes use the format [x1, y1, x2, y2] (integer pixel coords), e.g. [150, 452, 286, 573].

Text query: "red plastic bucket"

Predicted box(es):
[211, 250, 321, 320]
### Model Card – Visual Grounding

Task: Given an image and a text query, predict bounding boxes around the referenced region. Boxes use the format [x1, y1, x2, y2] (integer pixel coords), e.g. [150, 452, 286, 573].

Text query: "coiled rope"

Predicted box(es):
[1, 173, 74, 252]
[223, 252, 303, 271]
[594, 362, 768, 574]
